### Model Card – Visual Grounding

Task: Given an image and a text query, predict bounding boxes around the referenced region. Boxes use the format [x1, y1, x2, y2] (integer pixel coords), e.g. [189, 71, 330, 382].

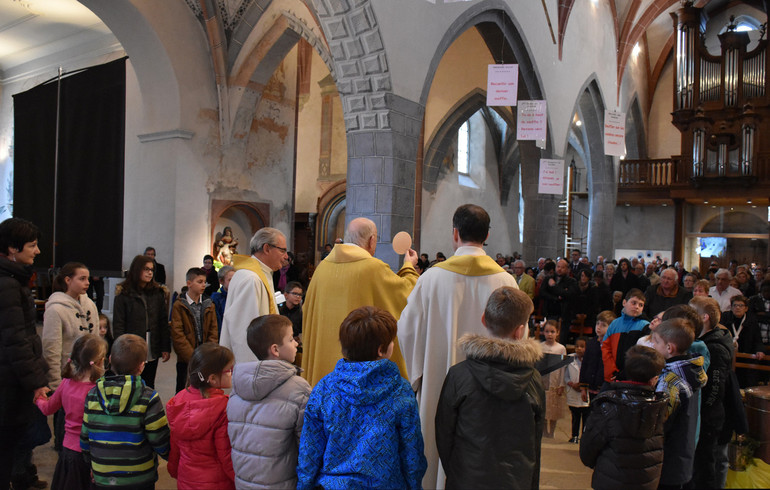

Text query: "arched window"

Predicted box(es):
[457, 120, 470, 175]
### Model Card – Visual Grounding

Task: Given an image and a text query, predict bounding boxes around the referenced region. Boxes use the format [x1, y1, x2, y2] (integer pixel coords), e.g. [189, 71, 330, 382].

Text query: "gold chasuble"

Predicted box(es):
[432, 254, 507, 276]
[301, 244, 418, 386]
[231, 254, 277, 314]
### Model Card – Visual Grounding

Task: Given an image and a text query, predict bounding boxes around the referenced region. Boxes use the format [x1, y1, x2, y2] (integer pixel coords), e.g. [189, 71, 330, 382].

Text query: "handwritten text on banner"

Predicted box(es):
[604, 110, 626, 156]
[517, 100, 547, 140]
[538, 159, 564, 195]
[487, 64, 518, 106]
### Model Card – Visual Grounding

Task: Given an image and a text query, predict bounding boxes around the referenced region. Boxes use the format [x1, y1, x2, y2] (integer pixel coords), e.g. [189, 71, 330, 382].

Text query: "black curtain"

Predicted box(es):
[13, 58, 126, 275]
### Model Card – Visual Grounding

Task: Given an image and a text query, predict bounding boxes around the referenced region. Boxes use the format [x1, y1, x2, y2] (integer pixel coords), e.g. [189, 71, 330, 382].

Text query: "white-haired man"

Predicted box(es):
[710, 268, 742, 312]
[220, 227, 288, 363]
[301, 217, 419, 385]
[512, 260, 535, 299]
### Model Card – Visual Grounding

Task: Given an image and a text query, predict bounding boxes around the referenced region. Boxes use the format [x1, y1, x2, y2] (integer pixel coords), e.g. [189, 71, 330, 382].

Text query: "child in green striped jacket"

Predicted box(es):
[81, 334, 170, 489]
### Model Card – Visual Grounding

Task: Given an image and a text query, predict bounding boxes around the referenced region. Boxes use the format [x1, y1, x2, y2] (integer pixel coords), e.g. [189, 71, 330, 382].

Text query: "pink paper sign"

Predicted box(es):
[487, 64, 518, 106]
[517, 100, 547, 140]
[538, 159, 564, 195]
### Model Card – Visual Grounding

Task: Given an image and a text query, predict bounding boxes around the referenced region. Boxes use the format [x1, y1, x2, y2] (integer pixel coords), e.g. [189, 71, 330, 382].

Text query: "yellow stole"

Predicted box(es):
[433, 253, 505, 276]
[231, 254, 278, 314]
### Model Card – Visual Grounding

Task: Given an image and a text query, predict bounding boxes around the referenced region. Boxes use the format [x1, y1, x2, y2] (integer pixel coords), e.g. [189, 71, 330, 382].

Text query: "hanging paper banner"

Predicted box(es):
[517, 100, 547, 140]
[538, 159, 564, 195]
[604, 110, 626, 156]
[487, 64, 518, 106]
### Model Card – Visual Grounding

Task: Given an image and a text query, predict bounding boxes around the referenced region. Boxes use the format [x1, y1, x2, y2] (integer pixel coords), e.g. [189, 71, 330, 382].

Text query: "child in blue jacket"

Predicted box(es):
[297, 306, 427, 489]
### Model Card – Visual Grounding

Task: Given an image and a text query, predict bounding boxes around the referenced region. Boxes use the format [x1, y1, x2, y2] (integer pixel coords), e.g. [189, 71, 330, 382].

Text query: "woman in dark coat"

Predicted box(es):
[0, 218, 49, 489]
[609, 258, 640, 297]
[113, 254, 170, 388]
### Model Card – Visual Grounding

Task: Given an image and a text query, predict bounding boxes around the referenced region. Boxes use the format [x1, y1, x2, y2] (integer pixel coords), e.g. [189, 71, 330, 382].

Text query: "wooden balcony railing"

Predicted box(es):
[618, 159, 678, 187]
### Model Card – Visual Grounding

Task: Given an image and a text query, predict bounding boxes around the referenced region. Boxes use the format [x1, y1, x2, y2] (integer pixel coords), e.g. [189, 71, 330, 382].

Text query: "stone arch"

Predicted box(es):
[309, 0, 394, 133]
[417, 1, 555, 262]
[423, 88, 514, 193]
[418, 0, 546, 106]
[228, 10, 335, 143]
[625, 94, 647, 159]
[79, 0, 197, 132]
[567, 74, 615, 261]
[316, 179, 347, 259]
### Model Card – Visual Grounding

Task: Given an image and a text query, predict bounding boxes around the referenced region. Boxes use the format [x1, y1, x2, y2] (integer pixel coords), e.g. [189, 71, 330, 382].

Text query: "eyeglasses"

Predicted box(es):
[270, 244, 288, 254]
[143, 267, 155, 273]
[286, 292, 303, 297]
[732, 303, 747, 309]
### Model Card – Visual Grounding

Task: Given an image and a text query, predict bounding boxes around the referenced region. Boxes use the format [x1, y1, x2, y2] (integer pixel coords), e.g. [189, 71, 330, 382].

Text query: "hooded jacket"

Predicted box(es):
[656, 354, 708, 486]
[113, 283, 170, 359]
[579, 382, 668, 490]
[227, 360, 311, 490]
[42, 291, 99, 389]
[166, 387, 234, 490]
[170, 295, 218, 363]
[297, 358, 427, 490]
[0, 257, 48, 426]
[436, 334, 545, 490]
[699, 327, 733, 432]
[80, 375, 170, 487]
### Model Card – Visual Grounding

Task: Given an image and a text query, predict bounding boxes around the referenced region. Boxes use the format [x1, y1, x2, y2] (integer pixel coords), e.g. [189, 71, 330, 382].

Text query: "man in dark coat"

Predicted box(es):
[644, 268, 692, 318]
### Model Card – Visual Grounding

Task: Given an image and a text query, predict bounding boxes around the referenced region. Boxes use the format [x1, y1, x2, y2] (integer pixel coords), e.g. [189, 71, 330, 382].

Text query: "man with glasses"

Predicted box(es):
[220, 227, 289, 363]
[302, 217, 419, 386]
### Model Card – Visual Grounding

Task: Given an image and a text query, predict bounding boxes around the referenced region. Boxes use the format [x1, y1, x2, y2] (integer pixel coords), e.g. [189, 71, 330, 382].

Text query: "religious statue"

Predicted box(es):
[213, 226, 239, 266]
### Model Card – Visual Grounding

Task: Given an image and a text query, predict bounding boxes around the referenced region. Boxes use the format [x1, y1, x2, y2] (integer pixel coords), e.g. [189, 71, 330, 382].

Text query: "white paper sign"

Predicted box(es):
[487, 64, 518, 106]
[604, 110, 626, 156]
[517, 100, 547, 140]
[538, 159, 564, 195]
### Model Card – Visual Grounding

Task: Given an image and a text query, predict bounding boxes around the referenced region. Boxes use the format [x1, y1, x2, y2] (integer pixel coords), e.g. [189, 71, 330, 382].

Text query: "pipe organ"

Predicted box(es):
[671, 3, 768, 185]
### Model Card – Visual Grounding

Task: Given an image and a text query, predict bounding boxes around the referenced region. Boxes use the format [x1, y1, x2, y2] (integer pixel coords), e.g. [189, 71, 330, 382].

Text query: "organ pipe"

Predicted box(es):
[693, 128, 705, 177]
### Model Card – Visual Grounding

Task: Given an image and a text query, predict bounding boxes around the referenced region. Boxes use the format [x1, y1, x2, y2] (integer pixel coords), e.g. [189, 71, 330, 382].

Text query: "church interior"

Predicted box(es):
[2, 0, 770, 294]
[4, 1, 770, 488]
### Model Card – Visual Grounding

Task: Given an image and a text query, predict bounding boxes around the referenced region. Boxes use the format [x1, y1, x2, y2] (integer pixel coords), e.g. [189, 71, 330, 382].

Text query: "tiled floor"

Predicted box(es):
[32, 348, 592, 490]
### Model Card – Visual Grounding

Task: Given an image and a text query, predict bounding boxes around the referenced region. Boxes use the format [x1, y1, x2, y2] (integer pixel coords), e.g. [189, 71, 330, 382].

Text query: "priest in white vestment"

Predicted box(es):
[220, 227, 288, 363]
[398, 204, 519, 489]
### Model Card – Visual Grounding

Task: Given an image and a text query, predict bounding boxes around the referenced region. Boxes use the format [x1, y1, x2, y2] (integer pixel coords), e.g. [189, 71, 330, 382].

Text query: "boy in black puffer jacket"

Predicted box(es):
[436, 287, 544, 490]
[580, 345, 669, 490]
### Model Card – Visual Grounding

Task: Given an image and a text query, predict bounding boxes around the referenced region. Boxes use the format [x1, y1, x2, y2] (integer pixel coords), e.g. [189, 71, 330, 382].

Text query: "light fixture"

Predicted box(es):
[704, 200, 709, 204]
[632, 43, 641, 58]
[748, 199, 752, 204]
[662, 203, 668, 207]
[624, 203, 630, 207]
[575, 120, 582, 127]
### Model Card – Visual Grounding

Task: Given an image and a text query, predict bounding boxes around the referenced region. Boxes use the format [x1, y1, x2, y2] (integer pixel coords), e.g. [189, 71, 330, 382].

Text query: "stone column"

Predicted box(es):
[346, 95, 423, 268]
[312, 0, 423, 268]
[520, 140, 559, 263]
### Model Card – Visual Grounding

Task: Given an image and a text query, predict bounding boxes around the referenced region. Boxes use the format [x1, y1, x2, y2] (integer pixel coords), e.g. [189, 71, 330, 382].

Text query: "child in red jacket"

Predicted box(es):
[166, 343, 235, 490]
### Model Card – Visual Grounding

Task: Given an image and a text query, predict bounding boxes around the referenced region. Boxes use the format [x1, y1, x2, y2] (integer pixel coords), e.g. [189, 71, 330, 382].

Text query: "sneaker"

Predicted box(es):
[569, 436, 579, 444]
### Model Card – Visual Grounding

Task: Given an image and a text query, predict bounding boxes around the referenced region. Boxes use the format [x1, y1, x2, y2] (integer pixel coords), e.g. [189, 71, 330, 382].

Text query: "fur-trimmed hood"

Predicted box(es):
[458, 333, 543, 366]
[457, 333, 543, 402]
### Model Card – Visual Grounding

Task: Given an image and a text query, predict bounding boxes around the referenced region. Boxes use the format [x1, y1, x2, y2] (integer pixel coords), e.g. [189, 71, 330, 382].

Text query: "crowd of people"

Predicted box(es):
[1, 207, 768, 489]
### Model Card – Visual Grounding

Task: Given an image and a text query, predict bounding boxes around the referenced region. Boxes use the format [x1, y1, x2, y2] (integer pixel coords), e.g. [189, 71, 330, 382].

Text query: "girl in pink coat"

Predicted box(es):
[166, 343, 235, 490]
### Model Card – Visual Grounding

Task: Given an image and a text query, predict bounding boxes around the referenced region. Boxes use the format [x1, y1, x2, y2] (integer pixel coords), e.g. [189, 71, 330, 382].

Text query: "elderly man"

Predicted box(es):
[645, 262, 661, 287]
[512, 260, 535, 299]
[301, 217, 418, 385]
[398, 204, 518, 489]
[710, 268, 743, 312]
[220, 227, 288, 363]
[643, 267, 693, 318]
